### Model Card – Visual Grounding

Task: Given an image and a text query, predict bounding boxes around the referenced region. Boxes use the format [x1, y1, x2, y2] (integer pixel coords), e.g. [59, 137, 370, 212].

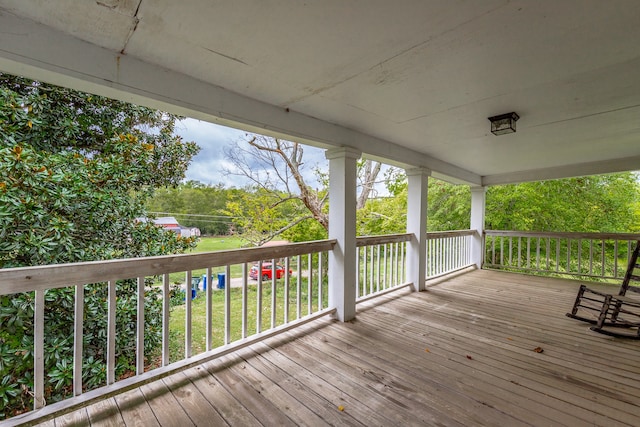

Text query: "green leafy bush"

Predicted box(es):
[0, 74, 199, 418]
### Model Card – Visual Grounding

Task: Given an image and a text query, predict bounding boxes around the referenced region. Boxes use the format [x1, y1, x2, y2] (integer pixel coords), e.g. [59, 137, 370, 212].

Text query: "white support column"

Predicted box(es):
[406, 168, 430, 292]
[326, 147, 361, 322]
[470, 186, 487, 269]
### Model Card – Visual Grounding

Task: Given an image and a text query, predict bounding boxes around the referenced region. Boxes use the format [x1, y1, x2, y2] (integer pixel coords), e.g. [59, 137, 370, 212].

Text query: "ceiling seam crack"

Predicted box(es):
[120, 0, 143, 55]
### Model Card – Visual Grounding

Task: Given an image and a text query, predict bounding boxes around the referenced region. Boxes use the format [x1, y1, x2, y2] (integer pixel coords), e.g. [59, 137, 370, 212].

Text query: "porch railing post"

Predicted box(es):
[406, 168, 430, 291]
[470, 186, 487, 269]
[326, 147, 360, 322]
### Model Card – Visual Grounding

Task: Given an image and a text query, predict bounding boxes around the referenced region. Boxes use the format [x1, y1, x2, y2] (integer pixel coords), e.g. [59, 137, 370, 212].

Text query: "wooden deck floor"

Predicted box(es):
[35, 269, 640, 426]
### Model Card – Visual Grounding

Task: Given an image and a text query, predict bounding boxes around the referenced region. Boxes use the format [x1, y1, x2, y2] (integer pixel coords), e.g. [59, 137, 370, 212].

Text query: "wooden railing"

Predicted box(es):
[356, 233, 411, 301]
[1, 240, 335, 425]
[426, 230, 475, 278]
[2, 230, 481, 424]
[355, 230, 476, 301]
[484, 231, 640, 281]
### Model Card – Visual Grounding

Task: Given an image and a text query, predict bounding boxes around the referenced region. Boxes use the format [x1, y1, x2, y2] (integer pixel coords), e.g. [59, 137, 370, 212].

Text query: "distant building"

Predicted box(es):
[137, 216, 200, 238]
[153, 217, 181, 233]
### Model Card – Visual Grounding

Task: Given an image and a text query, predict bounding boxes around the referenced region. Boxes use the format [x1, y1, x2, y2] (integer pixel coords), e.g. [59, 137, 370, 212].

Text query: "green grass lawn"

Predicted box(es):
[190, 236, 248, 253]
[168, 278, 328, 361]
[159, 236, 247, 286]
[160, 237, 331, 361]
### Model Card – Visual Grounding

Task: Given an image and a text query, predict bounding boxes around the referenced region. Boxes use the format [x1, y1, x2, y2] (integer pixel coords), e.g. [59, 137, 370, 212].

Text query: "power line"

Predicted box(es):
[175, 219, 233, 225]
[149, 211, 239, 219]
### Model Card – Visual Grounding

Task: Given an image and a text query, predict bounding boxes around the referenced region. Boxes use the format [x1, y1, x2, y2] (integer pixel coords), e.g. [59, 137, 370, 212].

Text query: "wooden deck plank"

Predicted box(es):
[138, 379, 195, 426]
[52, 407, 88, 427]
[112, 389, 160, 427]
[240, 345, 367, 427]
[295, 327, 528, 427]
[360, 294, 637, 425]
[32, 269, 640, 427]
[391, 290, 640, 377]
[328, 319, 581, 426]
[208, 359, 298, 426]
[429, 274, 640, 355]
[161, 371, 227, 426]
[177, 367, 261, 426]
[424, 279, 640, 372]
[221, 349, 337, 426]
[310, 323, 534, 424]
[424, 279, 637, 362]
[266, 332, 468, 426]
[256, 340, 404, 426]
[85, 398, 124, 427]
[397, 315, 640, 415]
[420, 291, 640, 373]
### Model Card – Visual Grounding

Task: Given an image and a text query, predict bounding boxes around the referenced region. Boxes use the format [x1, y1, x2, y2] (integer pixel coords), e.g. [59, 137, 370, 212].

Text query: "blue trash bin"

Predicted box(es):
[217, 273, 225, 289]
[184, 287, 197, 301]
[188, 278, 199, 300]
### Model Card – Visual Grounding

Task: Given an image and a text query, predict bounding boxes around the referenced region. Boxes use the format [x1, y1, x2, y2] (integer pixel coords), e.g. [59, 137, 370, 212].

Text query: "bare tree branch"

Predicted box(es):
[245, 214, 315, 247]
[223, 134, 388, 244]
[229, 135, 329, 230]
[357, 160, 382, 209]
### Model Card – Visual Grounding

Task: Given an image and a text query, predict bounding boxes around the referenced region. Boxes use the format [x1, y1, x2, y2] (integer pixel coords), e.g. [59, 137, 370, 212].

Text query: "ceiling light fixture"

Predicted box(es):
[488, 112, 519, 135]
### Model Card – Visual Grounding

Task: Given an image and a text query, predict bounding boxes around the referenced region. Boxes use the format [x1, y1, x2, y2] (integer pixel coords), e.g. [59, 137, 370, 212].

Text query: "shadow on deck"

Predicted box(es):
[35, 269, 640, 426]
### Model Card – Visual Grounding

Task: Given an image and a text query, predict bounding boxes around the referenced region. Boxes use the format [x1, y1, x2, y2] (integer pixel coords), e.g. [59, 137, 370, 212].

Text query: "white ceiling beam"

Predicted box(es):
[483, 155, 640, 186]
[0, 11, 482, 186]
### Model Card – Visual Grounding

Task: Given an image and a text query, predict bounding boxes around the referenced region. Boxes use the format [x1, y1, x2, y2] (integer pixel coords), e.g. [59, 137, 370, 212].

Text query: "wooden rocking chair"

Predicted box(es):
[566, 240, 640, 338]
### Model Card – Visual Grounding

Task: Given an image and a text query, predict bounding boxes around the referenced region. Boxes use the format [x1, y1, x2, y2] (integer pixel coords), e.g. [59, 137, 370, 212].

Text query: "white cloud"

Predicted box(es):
[175, 118, 328, 189]
[174, 118, 245, 186]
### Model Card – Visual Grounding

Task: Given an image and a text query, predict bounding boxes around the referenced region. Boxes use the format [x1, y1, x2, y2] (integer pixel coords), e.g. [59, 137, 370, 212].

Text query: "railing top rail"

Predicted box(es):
[354, 230, 476, 247]
[0, 239, 337, 295]
[485, 230, 640, 241]
[427, 230, 476, 238]
[356, 233, 411, 247]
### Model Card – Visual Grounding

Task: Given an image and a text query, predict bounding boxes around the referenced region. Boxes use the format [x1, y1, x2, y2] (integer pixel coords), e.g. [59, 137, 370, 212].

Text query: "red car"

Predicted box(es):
[250, 263, 289, 280]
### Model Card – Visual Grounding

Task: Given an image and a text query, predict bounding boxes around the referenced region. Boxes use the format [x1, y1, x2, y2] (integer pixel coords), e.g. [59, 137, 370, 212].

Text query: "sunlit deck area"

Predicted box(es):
[33, 269, 640, 427]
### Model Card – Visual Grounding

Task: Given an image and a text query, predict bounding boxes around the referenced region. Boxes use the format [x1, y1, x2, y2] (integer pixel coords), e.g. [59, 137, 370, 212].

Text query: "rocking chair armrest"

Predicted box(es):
[580, 287, 610, 297]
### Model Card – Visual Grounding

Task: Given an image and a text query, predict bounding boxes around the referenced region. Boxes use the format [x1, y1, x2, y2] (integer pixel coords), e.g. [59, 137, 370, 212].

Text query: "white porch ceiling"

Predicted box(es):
[1, 0, 639, 185]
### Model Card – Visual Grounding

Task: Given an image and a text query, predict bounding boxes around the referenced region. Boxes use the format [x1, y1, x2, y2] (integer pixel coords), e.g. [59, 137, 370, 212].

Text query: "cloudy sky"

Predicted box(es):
[174, 118, 328, 189]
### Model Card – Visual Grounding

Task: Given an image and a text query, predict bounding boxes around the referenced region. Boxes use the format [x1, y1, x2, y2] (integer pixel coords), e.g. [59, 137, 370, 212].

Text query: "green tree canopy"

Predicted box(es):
[486, 174, 640, 232]
[224, 186, 324, 246]
[0, 74, 200, 415]
[146, 181, 235, 236]
[223, 135, 390, 244]
[361, 171, 640, 234]
[0, 74, 200, 267]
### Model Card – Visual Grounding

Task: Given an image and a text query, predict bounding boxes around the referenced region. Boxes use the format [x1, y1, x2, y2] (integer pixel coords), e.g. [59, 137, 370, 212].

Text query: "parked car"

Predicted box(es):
[250, 262, 289, 280]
